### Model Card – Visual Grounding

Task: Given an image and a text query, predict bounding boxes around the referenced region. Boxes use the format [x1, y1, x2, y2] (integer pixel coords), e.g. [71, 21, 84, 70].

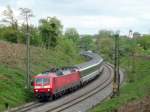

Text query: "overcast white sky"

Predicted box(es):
[0, 0, 150, 35]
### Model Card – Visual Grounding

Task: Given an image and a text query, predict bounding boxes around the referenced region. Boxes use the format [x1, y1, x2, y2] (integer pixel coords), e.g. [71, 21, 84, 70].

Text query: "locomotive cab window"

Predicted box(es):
[35, 78, 50, 84]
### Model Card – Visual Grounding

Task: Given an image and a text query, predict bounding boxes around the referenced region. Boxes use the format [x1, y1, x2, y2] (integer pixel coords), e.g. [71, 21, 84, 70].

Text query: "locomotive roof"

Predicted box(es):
[34, 67, 78, 78]
[33, 73, 57, 78]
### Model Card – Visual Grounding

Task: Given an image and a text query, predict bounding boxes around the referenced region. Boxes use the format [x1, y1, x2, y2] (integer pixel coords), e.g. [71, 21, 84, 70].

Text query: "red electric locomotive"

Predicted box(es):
[33, 67, 81, 100]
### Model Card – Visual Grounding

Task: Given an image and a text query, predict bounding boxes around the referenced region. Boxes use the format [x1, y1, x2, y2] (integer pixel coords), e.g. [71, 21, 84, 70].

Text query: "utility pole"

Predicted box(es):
[26, 32, 30, 89]
[112, 32, 120, 97]
[19, 8, 33, 89]
[117, 32, 120, 95]
[25, 13, 30, 89]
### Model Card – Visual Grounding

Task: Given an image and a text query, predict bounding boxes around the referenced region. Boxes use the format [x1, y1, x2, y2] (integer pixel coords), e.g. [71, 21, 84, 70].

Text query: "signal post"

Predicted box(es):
[112, 32, 120, 97]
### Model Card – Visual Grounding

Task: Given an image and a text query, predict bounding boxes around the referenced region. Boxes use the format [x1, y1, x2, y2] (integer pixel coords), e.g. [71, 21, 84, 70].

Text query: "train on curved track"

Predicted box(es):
[32, 51, 104, 101]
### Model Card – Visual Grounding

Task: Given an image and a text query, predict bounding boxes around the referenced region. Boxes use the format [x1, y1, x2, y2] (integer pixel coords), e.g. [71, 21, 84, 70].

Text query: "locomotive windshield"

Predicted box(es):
[35, 78, 50, 85]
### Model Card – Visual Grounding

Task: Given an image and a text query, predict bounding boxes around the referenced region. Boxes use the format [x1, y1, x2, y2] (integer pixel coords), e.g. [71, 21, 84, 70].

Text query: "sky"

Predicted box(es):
[0, 0, 150, 35]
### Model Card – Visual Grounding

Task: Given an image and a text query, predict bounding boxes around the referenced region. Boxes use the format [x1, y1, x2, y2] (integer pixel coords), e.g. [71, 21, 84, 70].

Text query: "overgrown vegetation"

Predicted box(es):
[90, 32, 150, 112]
[90, 57, 150, 112]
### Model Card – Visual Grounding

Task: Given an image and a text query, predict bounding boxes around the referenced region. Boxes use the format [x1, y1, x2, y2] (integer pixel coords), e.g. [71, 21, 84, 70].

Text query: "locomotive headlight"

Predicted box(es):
[48, 89, 50, 92]
[35, 89, 38, 92]
[43, 86, 50, 88]
[35, 86, 41, 89]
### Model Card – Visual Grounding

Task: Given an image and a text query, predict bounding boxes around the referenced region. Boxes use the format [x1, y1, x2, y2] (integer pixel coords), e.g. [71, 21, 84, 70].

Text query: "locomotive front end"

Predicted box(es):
[33, 75, 51, 100]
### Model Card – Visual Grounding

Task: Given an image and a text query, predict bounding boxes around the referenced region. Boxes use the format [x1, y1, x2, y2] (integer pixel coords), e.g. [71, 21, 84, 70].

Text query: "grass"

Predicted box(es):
[89, 56, 150, 112]
[0, 65, 32, 111]
[0, 40, 85, 111]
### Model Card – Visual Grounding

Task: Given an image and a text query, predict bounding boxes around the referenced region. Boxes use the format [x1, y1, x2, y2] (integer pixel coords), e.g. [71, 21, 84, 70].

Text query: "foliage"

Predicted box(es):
[64, 27, 80, 44]
[80, 35, 96, 51]
[39, 17, 63, 48]
[0, 6, 64, 48]
[90, 34, 150, 112]
[0, 26, 18, 43]
[137, 35, 150, 50]
[96, 36, 114, 60]
[28, 26, 42, 46]
[90, 57, 150, 112]
[0, 65, 33, 111]
[1, 6, 19, 43]
[97, 30, 114, 38]
[1, 5, 18, 29]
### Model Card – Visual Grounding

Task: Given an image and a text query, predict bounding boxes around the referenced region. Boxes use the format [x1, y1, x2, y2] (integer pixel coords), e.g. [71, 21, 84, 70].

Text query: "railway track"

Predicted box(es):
[9, 63, 117, 112]
[9, 102, 45, 112]
[46, 64, 113, 112]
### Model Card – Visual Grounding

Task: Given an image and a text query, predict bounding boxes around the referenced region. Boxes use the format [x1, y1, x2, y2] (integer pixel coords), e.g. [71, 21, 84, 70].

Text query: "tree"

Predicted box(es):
[137, 35, 150, 50]
[2, 5, 18, 29]
[97, 30, 114, 38]
[54, 38, 80, 66]
[18, 24, 41, 46]
[96, 36, 114, 60]
[1, 5, 18, 43]
[64, 28, 80, 44]
[29, 26, 42, 46]
[80, 35, 95, 51]
[39, 17, 63, 48]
